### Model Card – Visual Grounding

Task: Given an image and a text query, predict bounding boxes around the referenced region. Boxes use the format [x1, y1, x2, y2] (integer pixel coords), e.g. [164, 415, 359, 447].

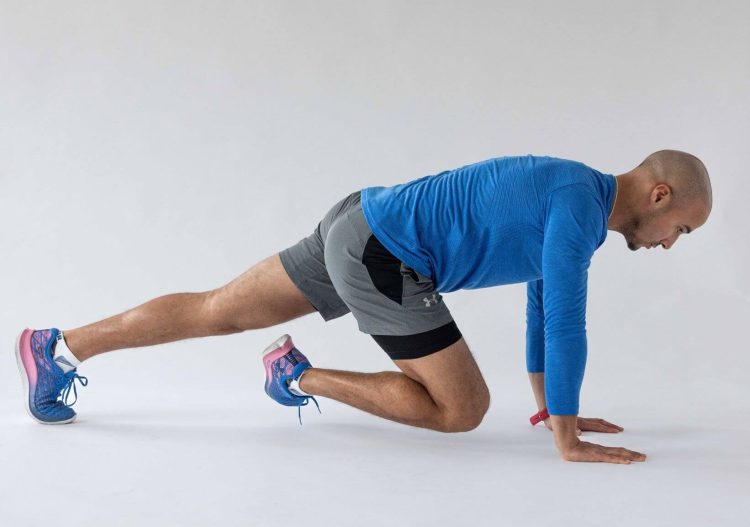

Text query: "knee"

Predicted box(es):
[435, 387, 491, 433]
[202, 289, 250, 335]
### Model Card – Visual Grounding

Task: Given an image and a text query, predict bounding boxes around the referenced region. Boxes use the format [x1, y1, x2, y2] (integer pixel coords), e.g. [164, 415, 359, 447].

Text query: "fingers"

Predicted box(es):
[576, 428, 582, 436]
[599, 446, 647, 463]
[597, 418, 624, 432]
[579, 417, 625, 433]
[561, 441, 647, 464]
[623, 448, 646, 462]
[595, 421, 623, 433]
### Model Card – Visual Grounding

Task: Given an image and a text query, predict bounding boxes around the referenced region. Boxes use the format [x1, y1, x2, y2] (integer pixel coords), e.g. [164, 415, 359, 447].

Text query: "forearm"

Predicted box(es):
[529, 372, 579, 453]
[551, 415, 580, 454]
[528, 372, 547, 411]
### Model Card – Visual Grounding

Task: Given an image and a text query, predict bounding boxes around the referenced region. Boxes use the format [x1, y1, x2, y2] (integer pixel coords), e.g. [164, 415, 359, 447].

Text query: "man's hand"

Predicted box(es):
[560, 440, 647, 464]
[550, 415, 646, 464]
[543, 416, 624, 435]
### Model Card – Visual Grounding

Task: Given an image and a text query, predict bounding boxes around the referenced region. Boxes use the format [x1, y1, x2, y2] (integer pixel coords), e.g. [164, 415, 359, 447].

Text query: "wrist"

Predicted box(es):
[550, 415, 579, 452]
[529, 408, 549, 426]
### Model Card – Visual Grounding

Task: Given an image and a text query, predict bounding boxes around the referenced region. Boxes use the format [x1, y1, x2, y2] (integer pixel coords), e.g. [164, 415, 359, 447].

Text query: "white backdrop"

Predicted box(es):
[1, 1, 748, 526]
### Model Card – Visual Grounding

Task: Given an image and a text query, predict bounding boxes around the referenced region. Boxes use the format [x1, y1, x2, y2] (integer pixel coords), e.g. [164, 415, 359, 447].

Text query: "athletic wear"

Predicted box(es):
[288, 370, 311, 397]
[360, 155, 617, 415]
[15, 328, 89, 424]
[361, 155, 615, 292]
[279, 191, 462, 359]
[262, 334, 320, 424]
[53, 330, 81, 373]
[280, 154, 614, 415]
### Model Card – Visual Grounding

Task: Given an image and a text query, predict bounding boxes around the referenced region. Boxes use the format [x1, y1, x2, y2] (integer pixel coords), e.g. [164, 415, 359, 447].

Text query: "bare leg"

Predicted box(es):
[59, 250, 487, 433]
[299, 337, 491, 432]
[64, 253, 316, 361]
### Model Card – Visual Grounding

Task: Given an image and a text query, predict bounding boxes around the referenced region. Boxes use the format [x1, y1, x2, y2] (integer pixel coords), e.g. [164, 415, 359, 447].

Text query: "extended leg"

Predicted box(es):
[299, 337, 490, 432]
[64, 253, 316, 361]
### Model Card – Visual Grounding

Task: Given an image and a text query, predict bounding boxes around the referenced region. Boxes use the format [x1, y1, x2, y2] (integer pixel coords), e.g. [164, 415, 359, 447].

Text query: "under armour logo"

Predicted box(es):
[422, 293, 439, 307]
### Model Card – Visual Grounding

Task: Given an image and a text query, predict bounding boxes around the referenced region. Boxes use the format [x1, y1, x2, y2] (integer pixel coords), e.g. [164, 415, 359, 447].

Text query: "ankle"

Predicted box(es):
[58, 330, 85, 362]
[53, 330, 83, 373]
[293, 367, 314, 396]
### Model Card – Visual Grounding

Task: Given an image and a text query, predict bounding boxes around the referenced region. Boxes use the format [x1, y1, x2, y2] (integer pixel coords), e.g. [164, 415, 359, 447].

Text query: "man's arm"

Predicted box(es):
[526, 279, 558, 425]
[526, 279, 545, 374]
[526, 280, 556, 427]
[541, 184, 645, 463]
[528, 372, 547, 413]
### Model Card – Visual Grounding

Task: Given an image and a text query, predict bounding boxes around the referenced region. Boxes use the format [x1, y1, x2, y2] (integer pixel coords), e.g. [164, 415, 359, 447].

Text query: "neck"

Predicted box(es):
[607, 172, 638, 234]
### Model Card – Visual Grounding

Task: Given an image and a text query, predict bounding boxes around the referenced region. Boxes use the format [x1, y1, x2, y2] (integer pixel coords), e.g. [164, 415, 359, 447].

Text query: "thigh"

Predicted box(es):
[211, 191, 362, 330]
[209, 252, 318, 330]
[395, 336, 490, 414]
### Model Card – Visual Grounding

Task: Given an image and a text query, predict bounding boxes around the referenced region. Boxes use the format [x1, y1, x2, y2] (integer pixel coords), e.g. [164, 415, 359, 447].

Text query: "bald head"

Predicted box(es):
[637, 149, 712, 213]
[609, 149, 712, 251]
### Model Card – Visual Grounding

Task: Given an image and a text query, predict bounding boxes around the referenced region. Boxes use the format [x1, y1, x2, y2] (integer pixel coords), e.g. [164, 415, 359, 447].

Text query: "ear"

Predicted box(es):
[652, 183, 673, 205]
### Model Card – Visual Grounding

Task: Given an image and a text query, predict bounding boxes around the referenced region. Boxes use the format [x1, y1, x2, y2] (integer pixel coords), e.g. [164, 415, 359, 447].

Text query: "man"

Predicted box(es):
[15, 150, 712, 464]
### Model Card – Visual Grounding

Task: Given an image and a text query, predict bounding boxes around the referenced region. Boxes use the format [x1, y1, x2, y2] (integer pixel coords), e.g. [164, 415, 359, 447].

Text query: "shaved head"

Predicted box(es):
[637, 150, 712, 213]
[609, 149, 713, 251]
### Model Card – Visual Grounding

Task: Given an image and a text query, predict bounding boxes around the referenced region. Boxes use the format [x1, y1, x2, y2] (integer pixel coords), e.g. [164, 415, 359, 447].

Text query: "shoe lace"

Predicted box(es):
[60, 371, 89, 407]
[296, 396, 321, 426]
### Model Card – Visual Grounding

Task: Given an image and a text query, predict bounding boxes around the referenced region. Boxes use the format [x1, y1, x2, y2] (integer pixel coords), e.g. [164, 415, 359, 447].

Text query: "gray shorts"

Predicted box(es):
[278, 190, 462, 360]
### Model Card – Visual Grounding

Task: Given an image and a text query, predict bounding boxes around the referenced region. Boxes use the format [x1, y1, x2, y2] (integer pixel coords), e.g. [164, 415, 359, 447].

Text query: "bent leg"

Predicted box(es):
[64, 253, 317, 361]
[299, 336, 490, 432]
[301, 190, 488, 431]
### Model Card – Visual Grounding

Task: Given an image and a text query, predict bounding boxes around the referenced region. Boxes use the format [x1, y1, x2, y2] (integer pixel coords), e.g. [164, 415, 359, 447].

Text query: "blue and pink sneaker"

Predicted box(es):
[262, 334, 320, 424]
[15, 328, 88, 424]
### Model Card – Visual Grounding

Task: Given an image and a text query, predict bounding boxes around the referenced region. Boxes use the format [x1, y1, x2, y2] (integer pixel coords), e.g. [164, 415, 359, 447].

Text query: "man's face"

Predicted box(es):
[622, 188, 708, 251]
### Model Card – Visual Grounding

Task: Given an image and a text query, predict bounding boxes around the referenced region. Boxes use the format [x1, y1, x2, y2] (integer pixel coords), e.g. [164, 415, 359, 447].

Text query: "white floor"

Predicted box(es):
[1, 2, 748, 524]
[1, 330, 748, 527]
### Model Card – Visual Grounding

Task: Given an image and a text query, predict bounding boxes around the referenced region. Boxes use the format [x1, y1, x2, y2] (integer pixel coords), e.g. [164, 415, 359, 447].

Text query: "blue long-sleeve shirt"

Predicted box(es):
[360, 155, 617, 414]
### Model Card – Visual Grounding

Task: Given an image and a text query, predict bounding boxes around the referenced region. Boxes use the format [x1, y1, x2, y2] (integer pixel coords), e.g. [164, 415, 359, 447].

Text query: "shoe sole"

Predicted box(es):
[262, 334, 292, 358]
[15, 329, 77, 425]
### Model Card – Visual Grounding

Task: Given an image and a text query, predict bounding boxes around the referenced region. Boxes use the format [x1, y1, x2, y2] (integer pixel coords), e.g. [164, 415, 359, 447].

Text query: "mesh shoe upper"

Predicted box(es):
[263, 335, 320, 423]
[27, 328, 88, 422]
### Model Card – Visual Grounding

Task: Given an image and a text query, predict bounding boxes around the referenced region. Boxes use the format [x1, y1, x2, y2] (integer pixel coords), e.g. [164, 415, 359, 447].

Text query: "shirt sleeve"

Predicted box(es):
[525, 279, 545, 373]
[542, 184, 603, 415]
